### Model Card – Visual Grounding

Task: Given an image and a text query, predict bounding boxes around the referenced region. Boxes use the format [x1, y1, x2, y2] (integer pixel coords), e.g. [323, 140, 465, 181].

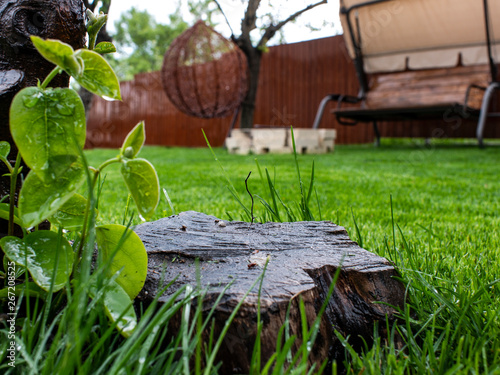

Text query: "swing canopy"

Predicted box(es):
[340, 0, 500, 74]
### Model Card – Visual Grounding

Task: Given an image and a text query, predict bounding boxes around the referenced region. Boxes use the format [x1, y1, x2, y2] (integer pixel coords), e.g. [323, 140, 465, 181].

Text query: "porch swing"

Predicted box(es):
[313, 0, 500, 146]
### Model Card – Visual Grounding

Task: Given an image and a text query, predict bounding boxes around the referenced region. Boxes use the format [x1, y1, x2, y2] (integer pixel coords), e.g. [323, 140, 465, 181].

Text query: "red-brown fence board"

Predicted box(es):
[86, 35, 499, 148]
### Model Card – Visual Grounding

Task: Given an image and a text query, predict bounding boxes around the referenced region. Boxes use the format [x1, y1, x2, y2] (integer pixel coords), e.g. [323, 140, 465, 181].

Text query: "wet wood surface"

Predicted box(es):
[135, 211, 405, 373]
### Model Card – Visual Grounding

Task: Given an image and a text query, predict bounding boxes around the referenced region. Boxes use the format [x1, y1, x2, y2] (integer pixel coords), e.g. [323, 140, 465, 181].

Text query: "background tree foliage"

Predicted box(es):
[108, 8, 188, 81]
[187, 0, 219, 26]
[106, 0, 219, 81]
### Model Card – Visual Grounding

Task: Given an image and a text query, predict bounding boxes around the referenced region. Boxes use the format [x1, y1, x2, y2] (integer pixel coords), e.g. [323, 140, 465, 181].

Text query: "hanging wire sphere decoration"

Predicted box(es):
[161, 20, 249, 119]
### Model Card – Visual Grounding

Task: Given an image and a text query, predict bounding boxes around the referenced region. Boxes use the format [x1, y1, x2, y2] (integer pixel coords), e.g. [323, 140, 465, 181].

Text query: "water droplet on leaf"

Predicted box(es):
[56, 103, 75, 116]
[23, 94, 40, 108]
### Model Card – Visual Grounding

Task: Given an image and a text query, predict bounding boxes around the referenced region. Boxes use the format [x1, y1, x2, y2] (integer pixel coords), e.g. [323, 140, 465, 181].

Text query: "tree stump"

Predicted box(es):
[135, 211, 405, 373]
[0, 0, 86, 241]
[0, 0, 86, 197]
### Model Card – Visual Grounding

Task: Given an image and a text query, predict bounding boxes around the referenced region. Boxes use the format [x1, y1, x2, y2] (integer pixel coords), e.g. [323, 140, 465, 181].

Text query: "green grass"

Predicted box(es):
[3, 138, 499, 373]
[82, 138, 500, 373]
[85, 139, 500, 258]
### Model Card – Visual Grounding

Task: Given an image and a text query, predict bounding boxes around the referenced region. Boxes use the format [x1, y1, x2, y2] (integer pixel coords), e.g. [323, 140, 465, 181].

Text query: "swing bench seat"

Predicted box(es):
[317, 64, 499, 146]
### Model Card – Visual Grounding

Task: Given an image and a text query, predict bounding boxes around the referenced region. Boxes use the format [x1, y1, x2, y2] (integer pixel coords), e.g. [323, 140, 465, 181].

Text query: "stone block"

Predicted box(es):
[225, 129, 252, 155]
[251, 128, 290, 154]
[226, 128, 336, 155]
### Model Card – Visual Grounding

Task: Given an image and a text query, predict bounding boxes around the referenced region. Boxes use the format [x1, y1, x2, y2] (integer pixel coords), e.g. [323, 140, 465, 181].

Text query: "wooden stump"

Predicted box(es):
[135, 211, 405, 372]
[0, 0, 86, 198]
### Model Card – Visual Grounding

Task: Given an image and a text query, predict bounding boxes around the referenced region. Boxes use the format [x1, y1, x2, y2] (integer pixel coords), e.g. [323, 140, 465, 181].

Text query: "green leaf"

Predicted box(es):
[90, 279, 137, 338]
[121, 122, 145, 158]
[86, 11, 108, 45]
[73, 49, 121, 100]
[96, 224, 148, 299]
[0, 203, 23, 228]
[0, 141, 10, 159]
[120, 159, 159, 220]
[94, 42, 117, 55]
[10, 87, 86, 183]
[31, 36, 82, 76]
[102, 280, 137, 338]
[0, 232, 74, 292]
[19, 161, 86, 228]
[49, 194, 96, 231]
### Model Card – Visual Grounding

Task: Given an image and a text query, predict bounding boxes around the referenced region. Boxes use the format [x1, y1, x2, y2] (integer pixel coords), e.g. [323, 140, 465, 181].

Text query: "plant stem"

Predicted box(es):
[73, 170, 99, 277]
[245, 172, 255, 224]
[0, 157, 13, 174]
[8, 153, 22, 237]
[73, 158, 120, 276]
[88, 34, 97, 51]
[40, 67, 62, 89]
[98, 157, 120, 171]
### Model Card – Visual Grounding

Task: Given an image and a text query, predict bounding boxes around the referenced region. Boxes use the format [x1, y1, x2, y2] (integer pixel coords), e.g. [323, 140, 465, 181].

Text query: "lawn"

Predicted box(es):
[86, 139, 500, 259]
[82, 139, 500, 373]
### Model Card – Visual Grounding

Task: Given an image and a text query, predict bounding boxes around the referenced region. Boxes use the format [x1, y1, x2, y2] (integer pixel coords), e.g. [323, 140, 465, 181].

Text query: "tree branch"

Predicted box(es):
[241, 0, 262, 39]
[258, 0, 327, 48]
[213, 0, 234, 36]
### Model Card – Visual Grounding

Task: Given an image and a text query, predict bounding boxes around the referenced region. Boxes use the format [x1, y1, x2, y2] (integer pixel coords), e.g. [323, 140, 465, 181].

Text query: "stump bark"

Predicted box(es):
[0, 0, 86, 197]
[0, 0, 86, 241]
[135, 211, 405, 373]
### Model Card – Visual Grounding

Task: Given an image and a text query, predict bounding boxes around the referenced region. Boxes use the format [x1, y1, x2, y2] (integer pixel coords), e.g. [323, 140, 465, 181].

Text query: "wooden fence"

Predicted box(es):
[86, 35, 500, 148]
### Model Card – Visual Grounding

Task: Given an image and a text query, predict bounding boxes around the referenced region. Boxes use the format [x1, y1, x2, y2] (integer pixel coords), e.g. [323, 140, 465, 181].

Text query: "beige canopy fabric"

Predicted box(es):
[340, 0, 500, 73]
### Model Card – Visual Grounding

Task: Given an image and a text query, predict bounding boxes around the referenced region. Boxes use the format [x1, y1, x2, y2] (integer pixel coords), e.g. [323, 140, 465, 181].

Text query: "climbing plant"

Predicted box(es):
[0, 10, 159, 337]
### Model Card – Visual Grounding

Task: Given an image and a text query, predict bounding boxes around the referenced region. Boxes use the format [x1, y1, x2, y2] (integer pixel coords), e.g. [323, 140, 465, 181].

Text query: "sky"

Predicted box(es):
[106, 0, 342, 45]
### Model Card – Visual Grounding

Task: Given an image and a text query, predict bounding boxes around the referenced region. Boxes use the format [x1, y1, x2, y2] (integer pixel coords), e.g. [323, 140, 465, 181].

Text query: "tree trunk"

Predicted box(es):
[0, 0, 86, 233]
[135, 211, 406, 373]
[235, 38, 262, 129]
[239, 48, 262, 129]
[230, 0, 327, 130]
[234, 0, 262, 129]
